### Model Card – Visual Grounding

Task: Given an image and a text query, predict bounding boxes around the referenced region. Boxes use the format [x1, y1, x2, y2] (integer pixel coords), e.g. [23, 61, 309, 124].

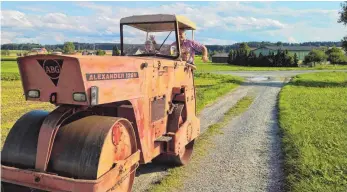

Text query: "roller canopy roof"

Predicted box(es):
[120, 14, 197, 32]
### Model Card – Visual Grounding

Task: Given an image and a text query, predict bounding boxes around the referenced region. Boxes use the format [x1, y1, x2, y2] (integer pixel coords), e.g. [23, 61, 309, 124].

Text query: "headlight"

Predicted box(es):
[28, 90, 40, 98]
[90, 86, 98, 106]
[73, 93, 86, 102]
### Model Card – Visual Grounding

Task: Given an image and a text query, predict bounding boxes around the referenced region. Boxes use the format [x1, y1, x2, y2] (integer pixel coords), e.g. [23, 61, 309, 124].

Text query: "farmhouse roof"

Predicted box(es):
[120, 14, 196, 32]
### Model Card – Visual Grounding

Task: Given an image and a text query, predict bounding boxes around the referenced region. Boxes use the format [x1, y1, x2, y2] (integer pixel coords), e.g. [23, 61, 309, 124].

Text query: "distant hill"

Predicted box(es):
[1, 41, 342, 53]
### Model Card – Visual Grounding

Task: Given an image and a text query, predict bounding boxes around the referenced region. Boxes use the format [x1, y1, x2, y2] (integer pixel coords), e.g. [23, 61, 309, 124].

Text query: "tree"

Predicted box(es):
[304, 49, 328, 66]
[238, 43, 251, 56]
[63, 42, 75, 54]
[326, 46, 345, 64]
[338, 2, 347, 25]
[227, 50, 233, 64]
[276, 41, 283, 47]
[338, 2, 347, 51]
[294, 53, 299, 67]
[96, 49, 106, 56]
[342, 36, 347, 52]
[112, 45, 120, 56]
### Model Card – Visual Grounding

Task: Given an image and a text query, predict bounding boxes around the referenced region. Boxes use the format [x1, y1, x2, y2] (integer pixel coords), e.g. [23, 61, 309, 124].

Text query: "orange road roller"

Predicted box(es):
[1, 14, 201, 192]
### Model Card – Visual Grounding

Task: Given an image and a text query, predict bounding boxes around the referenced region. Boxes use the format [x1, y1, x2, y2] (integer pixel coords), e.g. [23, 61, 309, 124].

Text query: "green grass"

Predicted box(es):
[194, 72, 243, 113]
[149, 96, 254, 192]
[194, 56, 347, 72]
[1, 81, 55, 147]
[2, 61, 19, 73]
[1, 61, 21, 80]
[279, 72, 347, 192]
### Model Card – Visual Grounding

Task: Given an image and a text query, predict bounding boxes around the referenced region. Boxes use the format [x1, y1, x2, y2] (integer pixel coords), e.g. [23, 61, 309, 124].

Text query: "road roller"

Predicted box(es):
[1, 14, 200, 192]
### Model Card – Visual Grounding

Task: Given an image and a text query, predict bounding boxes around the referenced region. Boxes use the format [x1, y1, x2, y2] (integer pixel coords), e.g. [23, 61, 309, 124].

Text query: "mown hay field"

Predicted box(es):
[279, 72, 347, 191]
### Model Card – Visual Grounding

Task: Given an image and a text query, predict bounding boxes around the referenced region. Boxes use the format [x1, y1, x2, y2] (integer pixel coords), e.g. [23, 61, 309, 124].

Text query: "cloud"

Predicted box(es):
[223, 17, 286, 31]
[200, 38, 237, 45]
[76, 2, 113, 15]
[1, 10, 33, 28]
[1, 1, 345, 44]
[287, 36, 297, 43]
[1, 31, 22, 44]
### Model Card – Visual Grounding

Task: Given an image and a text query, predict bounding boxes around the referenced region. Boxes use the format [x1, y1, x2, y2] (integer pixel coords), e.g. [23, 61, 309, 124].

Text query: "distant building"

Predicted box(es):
[211, 53, 229, 63]
[251, 46, 317, 60]
[31, 48, 48, 54]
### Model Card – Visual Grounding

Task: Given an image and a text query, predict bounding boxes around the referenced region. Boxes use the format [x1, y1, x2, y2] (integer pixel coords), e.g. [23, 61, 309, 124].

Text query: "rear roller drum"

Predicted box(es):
[153, 104, 195, 166]
[47, 116, 138, 192]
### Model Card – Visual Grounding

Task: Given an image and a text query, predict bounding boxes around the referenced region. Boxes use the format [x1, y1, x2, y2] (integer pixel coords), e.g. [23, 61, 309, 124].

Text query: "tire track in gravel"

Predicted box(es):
[132, 84, 256, 192]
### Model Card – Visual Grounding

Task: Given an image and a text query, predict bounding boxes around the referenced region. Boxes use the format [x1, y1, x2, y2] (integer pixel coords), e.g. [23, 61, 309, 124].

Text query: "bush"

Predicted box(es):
[63, 42, 75, 54]
[96, 49, 106, 56]
[326, 46, 346, 64]
[304, 49, 328, 65]
[112, 46, 120, 56]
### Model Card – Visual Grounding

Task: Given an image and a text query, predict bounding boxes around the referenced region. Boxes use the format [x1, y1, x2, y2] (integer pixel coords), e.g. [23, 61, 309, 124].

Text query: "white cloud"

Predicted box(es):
[287, 36, 297, 43]
[1, 2, 345, 44]
[200, 38, 237, 45]
[1, 31, 22, 44]
[223, 17, 286, 31]
[1, 10, 33, 28]
[76, 2, 113, 16]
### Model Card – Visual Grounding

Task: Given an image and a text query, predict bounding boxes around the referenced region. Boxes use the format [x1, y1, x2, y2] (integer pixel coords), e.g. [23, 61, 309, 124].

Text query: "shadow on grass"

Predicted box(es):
[135, 163, 174, 177]
[291, 80, 347, 88]
[266, 101, 285, 192]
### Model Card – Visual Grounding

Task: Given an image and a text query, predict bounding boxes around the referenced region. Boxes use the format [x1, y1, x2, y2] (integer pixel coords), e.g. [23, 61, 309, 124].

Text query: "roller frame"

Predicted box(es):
[1, 151, 140, 192]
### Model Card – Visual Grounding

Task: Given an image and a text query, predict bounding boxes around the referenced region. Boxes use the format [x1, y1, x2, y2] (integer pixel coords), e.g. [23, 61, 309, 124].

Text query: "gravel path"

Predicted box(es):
[180, 77, 285, 192]
[133, 84, 256, 192]
[133, 70, 300, 192]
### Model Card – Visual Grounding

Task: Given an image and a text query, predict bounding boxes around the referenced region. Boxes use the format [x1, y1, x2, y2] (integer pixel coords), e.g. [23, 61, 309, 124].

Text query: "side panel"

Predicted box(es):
[80, 56, 149, 105]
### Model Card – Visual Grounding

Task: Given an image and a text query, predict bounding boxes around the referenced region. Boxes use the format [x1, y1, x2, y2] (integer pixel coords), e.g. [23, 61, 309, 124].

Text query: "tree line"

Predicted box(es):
[226, 43, 347, 67]
[226, 43, 299, 67]
[1, 41, 344, 53]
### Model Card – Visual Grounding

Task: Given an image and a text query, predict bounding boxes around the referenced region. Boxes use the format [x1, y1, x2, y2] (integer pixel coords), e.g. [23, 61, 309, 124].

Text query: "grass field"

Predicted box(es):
[194, 56, 347, 71]
[1, 61, 21, 80]
[1, 81, 55, 146]
[279, 72, 347, 192]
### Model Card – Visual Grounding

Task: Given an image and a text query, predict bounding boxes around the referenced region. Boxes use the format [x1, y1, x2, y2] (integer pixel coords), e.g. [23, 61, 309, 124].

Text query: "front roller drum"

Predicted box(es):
[1, 110, 49, 192]
[1, 114, 138, 192]
[47, 116, 138, 192]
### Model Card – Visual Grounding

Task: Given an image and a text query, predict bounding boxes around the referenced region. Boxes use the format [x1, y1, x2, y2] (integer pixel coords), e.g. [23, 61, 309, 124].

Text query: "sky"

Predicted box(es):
[1, 1, 347, 45]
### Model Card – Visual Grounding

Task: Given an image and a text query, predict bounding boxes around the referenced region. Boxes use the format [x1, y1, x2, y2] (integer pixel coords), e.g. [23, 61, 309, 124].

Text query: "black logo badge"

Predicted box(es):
[37, 59, 63, 86]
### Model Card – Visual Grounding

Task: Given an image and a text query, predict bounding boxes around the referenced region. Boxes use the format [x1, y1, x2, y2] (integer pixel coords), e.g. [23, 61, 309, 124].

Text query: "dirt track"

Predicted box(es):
[132, 71, 305, 192]
[179, 77, 286, 192]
